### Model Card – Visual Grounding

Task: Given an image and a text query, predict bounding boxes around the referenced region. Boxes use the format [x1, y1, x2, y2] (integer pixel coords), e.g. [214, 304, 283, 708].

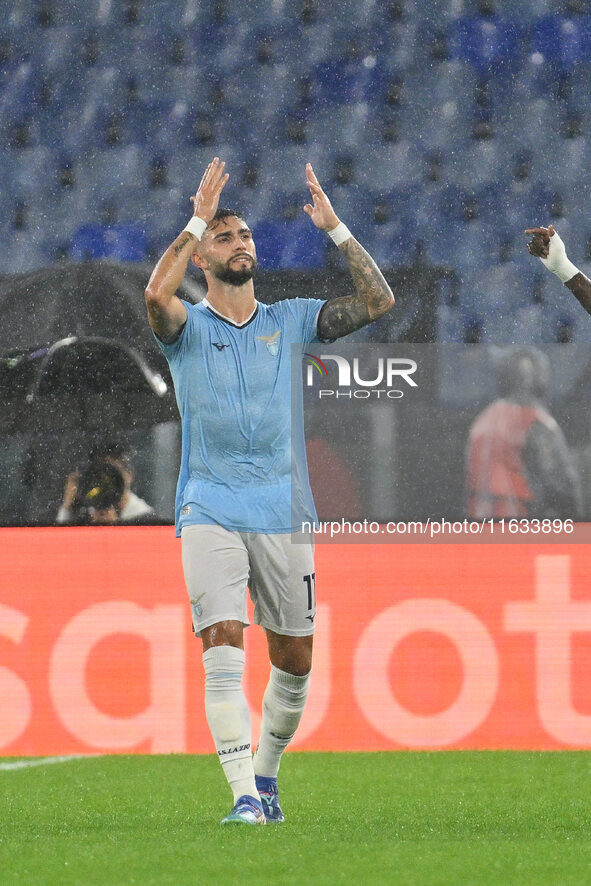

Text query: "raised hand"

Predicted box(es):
[190, 157, 229, 223]
[525, 224, 554, 259]
[525, 224, 580, 285]
[303, 163, 340, 231]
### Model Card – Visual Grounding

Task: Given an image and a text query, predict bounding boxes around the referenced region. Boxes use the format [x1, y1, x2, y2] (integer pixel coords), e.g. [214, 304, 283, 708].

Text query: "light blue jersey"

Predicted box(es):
[156, 296, 325, 535]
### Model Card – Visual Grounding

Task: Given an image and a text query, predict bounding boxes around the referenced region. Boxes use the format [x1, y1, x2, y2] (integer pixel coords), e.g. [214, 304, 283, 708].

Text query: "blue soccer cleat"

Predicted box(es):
[255, 775, 285, 823]
[221, 794, 266, 826]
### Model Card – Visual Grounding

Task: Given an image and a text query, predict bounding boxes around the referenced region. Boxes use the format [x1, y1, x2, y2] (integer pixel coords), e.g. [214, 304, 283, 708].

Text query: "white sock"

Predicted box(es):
[253, 665, 311, 779]
[202, 646, 258, 803]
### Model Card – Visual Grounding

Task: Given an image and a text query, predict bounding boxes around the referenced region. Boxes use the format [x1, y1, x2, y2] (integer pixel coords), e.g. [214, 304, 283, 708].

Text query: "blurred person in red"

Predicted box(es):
[466, 347, 580, 520]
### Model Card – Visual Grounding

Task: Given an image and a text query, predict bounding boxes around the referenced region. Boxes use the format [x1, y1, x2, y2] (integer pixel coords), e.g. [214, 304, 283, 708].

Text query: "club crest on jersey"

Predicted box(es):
[257, 330, 281, 357]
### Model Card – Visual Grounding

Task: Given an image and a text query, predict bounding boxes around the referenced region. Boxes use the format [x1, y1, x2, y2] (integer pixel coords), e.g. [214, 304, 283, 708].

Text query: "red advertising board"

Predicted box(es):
[2, 527, 591, 754]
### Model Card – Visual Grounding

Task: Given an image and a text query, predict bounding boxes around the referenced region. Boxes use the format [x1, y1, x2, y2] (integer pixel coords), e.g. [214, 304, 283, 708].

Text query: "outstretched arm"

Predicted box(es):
[303, 164, 394, 340]
[145, 157, 229, 342]
[525, 224, 591, 315]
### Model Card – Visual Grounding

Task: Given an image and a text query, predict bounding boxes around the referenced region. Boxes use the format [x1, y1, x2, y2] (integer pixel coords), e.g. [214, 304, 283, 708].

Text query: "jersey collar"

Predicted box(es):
[202, 298, 259, 329]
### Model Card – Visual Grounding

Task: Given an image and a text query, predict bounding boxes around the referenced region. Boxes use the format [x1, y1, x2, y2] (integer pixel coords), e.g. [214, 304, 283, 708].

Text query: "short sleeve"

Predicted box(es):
[293, 297, 328, 344]
[153, 299, 195, 363]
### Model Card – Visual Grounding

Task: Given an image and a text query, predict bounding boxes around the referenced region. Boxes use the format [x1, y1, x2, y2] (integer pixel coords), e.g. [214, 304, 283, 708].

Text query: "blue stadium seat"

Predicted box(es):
[34, 26, 84, 75]
[365, 212, 418, 268]
[3, 146, 55, 197]
[69, 223, 106, 260]
[148, 65, 213, 109]
[138, 186, 188, 242]
[358, 137, 423, 188]
[447, 138, 503, 187]
[0, 59, 36, 118]
[312, 51, 379, 105]
[69, 221, 148, 262]
[278, 217, 326, 269]
[286, 21, 338, 68]
[503, 97, 561, 153]
[103, 223, 149, 261]
[536, 134, 587, 186]
[497, 0, 554, 25]
[3, 0, 38, 28]
[188, 21, 256, 73]
[452, 13, 522, 78]
[372, 20, 419, 71]
[451, 220, 499, 272]
[412, 0, 465, 24]
[459, 263, 535, 318]
[250, 219, 290, 270]
[78, 146, 148, 200]
[305, 103, 371, 152]
[530, 14, 591, 74]
[257, 143, 327, 195]
[167, 144, 242, 193]
[52, 188, 93, 238]
[50, 0, 117, 27]
[417, 96, 473, 151]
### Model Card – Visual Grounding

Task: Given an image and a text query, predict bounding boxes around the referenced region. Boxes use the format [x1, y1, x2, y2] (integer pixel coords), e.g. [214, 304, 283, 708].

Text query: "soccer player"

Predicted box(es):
[145, 157, 394, 825]
[525, 224, 591, 314]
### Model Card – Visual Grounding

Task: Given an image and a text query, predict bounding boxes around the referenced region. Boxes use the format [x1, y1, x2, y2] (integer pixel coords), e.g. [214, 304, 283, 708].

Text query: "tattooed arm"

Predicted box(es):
[145, 157, 229, 342]
[318, 237, 395, 340]
[303, 163, 394, 340]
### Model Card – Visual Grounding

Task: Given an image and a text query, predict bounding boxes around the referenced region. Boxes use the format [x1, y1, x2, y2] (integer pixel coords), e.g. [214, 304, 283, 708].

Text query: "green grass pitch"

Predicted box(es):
[2, 751, 591, 885]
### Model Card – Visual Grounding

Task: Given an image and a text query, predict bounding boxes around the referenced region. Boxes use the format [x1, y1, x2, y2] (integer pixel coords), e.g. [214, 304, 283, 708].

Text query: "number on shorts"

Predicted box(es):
[303, 573, 316, 613]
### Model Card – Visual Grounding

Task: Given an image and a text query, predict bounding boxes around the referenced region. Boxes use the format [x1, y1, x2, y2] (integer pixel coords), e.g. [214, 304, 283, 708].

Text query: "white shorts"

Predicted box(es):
[181, 524, 316, 637]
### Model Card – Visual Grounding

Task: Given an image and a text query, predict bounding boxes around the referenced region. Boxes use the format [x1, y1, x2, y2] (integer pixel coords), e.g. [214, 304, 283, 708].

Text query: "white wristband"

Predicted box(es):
[546, 257, 580, 283]
[327, 221, 352, 246]
[183, 216, 207, 240]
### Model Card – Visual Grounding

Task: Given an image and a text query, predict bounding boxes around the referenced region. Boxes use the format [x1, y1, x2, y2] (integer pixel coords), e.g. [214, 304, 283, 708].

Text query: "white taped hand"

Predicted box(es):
[542, 229, 579, 283]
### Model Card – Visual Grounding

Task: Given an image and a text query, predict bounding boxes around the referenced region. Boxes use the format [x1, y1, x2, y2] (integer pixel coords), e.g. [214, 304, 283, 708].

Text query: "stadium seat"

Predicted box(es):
[50, 0, 117, 27]
[448, 138, 503, 187]
[452, 220, 500, 272]
[78, 146, 147, 200]
[69, 221, 148, 262]
[137, 185, 187, 242]
[460, 263, 535, 318]
[452, 12, 522, 78]
[365, 212, 417, 268]
[51, 187, 93, 238]
[306, 103, 371, 152]
[278, 217, 326, 269]
[374, 24, 418, 71]
[4, 0, 39, 28]
[358, 137, 423, 188]
[530, 13, 591, 74]
[257, 143, 326, 195]
[3, 145, 55, 197]
[312, 49, 379, 105]
[251, 219, 290, 270]
[69, 223, 107, 260]
[103, 223, 148, 261]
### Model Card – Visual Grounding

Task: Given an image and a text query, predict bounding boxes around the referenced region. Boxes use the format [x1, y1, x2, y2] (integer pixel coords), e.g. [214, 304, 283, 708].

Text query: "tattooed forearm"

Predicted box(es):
[173, 235, 192, 256]
[317, 237, 394, 340]
[340, 238, 395, 315]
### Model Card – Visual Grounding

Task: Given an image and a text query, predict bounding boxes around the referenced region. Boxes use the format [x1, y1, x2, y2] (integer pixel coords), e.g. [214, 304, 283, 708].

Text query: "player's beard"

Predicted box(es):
[213, 255, 258, 287]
